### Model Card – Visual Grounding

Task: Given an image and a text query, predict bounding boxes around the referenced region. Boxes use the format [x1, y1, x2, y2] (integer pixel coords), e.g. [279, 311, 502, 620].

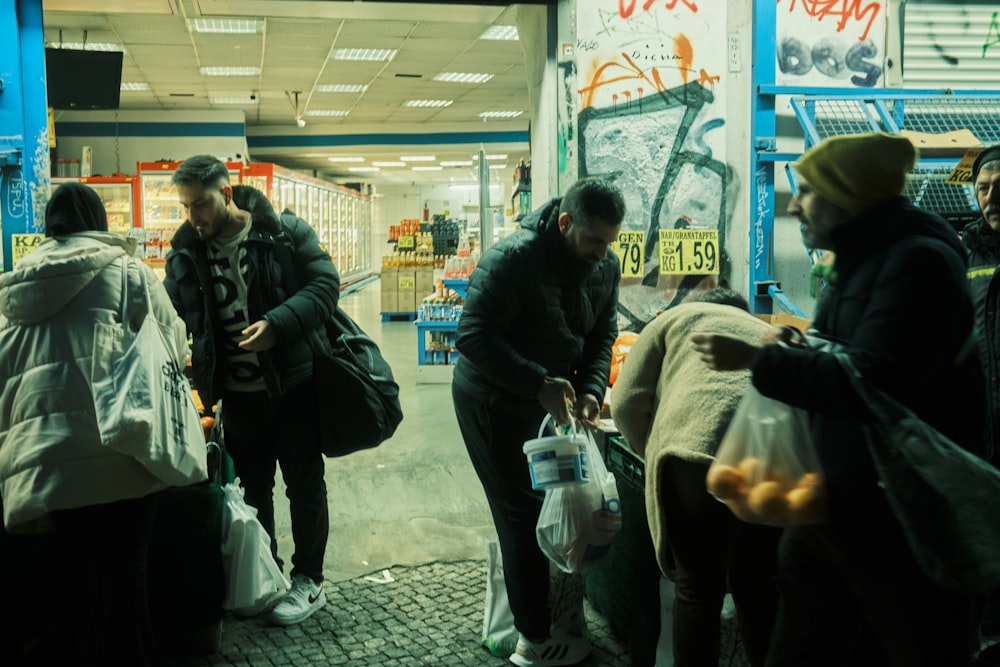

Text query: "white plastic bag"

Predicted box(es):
[220, 483, 291, 611]
[536, 431, 622, 573]
[480, 537, 589, 658]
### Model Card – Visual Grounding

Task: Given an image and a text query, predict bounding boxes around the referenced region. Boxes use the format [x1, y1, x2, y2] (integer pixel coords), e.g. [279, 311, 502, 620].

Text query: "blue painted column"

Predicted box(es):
[749, 0, 777, 314]
[0, 0, 49, 273]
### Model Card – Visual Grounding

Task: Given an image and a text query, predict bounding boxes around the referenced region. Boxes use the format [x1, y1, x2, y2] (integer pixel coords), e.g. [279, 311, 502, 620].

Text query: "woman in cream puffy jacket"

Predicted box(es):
[0, 182, 199, 665]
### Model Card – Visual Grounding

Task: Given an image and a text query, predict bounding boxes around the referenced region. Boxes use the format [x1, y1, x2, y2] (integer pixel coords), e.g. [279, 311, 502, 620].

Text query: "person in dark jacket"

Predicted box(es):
[964, 144, 1000, 462]
[691, 133, 987, 667]
[164, 155, 340, 626]
[453, 177, 625, 667]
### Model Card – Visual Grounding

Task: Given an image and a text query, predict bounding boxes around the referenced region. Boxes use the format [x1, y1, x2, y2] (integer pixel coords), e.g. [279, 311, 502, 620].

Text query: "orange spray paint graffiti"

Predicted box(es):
[620, 0, 699, 19]
[674, 33, 694, 85]
[778, 0, 882, 42]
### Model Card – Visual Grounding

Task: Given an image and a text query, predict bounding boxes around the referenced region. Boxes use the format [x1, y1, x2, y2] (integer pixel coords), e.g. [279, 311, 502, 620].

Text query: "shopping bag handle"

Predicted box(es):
[538, 413, 581, 439]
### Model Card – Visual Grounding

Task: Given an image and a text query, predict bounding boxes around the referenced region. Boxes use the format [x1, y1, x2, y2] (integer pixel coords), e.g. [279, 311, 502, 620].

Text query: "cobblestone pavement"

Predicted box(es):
[168, 560, 632, 667]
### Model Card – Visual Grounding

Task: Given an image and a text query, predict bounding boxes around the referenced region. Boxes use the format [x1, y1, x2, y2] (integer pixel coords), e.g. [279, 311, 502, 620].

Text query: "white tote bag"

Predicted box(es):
[91, 260, 208, 487]
[221, 483, 291, 611]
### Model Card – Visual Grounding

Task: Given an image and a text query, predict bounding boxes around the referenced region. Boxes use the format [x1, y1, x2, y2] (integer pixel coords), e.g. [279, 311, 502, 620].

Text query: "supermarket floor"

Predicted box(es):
[180, 280, 646, 666]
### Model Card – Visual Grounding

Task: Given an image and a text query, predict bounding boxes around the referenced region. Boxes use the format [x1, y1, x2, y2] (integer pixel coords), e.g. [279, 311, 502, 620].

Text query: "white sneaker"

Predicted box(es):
[267, 574, 325, 626]
[508, 634, 591, 667]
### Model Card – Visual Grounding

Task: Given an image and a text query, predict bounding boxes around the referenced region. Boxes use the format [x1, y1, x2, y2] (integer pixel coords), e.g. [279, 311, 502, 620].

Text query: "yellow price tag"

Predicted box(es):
[612, 231, 644, 278]
[398, 275, 415, 289]
[946, 148, 982, 185]
[659, 229, 719, 275]
[398, 234, 415, 250]
[11, 234, 44, 268]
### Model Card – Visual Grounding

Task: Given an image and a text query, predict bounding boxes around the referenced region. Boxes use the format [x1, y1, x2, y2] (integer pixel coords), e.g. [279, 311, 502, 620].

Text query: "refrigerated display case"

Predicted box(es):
[242, 162, 373, 285]
[50, 175, 140, 235]
[136, 160, 244, 265]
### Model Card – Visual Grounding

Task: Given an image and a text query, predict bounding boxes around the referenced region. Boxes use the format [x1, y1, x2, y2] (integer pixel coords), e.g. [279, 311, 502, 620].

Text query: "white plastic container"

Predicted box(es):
[522, 415, 589, 490]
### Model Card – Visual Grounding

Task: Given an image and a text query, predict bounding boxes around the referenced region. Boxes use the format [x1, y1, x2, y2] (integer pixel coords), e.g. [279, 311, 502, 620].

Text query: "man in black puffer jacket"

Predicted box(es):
[453, 177, 625, 667]
[964, 144, 1000, 462]
[692, 133, 987, 667]
[164, 155, 339, 627]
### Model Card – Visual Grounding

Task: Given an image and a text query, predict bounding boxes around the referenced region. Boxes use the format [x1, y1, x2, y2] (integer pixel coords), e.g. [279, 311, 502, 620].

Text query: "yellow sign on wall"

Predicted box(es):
[659, 229, 719, 275]
[11, 234, 45, 268]
[612, 231, 644, 278]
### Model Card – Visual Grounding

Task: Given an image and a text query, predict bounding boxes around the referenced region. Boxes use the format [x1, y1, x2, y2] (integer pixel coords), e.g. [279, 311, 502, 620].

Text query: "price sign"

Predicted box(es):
[946, 148, 983, 185]
[11, 234, 44, 268]
[659, 229, 719, 275]
[398, 275, 415, 289]
[398, 234, 415, 250]
[612, 231, 644, 278]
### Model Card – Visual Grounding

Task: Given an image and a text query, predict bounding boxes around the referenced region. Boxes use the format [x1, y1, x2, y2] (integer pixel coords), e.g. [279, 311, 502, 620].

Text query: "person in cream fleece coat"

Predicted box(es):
[611, 288, 780, 667]
[0, 182, 198, 666]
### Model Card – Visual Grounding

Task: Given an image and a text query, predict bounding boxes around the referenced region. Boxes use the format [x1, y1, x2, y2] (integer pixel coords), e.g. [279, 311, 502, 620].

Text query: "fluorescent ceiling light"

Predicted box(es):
[200, 66, 260, 76]
[315, 84, 368, 93]
[189, 18, 262, 34]
[479, 110, 523, 119]
[489, 164, 508, 170]
[327, 156, 365, 163]
[120, 82, 150, 91]
[304, 109, 350, 117]
[473, 153, 509, 161]
[433, 72, 494, 84]
[348, 166, 380, 172]
[411, 166, 443, 171]
[480, 25, 519, 41]
[48, 42, 124, 52]
[210, 96, 258, 104]
[440, 160, 474, 167]
[332, 48, 396, 62]
[400, 155, 436, 162]
[372, 161, 406, 167]
[404, 99, 453, 108]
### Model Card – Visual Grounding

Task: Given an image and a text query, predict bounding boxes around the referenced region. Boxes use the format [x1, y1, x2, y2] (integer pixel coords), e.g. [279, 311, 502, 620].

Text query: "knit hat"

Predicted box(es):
[793, 132, 917, 214]
[972, 145, 1000, 181]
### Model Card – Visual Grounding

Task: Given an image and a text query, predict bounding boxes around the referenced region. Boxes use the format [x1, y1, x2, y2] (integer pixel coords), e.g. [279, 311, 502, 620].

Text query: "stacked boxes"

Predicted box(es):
[397, 269, 416, 313]
[381, 267, 399, 312]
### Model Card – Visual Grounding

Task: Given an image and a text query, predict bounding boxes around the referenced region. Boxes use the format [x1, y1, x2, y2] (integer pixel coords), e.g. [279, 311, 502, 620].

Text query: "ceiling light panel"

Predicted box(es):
[200, 66, 261, 76]
[304, 110, 350, 117]
[120, 82, 150, 91]
[432, 72, 494, 84]
[480, 25, 519, 41]
[411, 166, 443, 171]
[210, 96, 258, 104]
[400, 155, 436, 162]
[332, 48, 397, 62]
[315, 84, 368, 93]
[473, 154, 509, 161]
[440, 160, 473, 167]
[189, 18, 262, 34]
[327, 157, 365, 163]
[479, 110, 523, 119]
[348, 166, 380, 172]
[403, 99, 453, 108]
[372, 162, 406, 167]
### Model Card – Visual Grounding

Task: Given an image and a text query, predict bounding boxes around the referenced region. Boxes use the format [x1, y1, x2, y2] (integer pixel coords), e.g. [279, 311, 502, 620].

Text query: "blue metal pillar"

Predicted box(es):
[749, 0, 777, 314]
[0, 0, 49, 273]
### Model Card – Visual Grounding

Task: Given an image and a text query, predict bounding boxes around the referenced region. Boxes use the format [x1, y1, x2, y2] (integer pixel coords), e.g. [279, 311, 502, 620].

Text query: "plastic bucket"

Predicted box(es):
[522, 415, 589, 490]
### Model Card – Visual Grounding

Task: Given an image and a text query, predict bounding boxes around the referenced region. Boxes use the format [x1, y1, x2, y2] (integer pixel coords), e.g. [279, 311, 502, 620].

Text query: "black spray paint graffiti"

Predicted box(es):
[577, 81, 733, 330]
[778, 36, 882, 87]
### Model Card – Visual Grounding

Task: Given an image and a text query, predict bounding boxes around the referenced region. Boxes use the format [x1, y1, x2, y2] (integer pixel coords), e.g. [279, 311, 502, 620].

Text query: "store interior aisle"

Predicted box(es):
[269, 281, 498, 584]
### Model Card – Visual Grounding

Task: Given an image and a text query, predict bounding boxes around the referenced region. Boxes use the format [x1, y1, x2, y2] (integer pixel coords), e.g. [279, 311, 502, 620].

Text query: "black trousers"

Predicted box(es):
[222, 379, 329, 583]
[453, 387, 552, 639]
[51, 494, 159, 667]
[658, 457, 781, 667]
[765, 521, 979, 667]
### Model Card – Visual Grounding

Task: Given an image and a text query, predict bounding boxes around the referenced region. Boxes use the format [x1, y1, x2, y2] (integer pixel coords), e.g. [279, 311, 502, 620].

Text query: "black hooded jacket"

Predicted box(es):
[751, 197, 987, 522]
[453, 198, 620, 417]
[163, 185, 340, 405]
[963, 218, 1000, 455]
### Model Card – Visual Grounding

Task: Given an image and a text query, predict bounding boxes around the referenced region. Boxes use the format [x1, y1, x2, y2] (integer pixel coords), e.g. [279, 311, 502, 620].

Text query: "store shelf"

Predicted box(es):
[441, 278, 469, 299]
[415, 319, 460, 366]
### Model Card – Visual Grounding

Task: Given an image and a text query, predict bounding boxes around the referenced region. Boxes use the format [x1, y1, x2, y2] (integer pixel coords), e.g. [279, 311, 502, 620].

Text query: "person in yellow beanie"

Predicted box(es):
[689, 132, 987, 666]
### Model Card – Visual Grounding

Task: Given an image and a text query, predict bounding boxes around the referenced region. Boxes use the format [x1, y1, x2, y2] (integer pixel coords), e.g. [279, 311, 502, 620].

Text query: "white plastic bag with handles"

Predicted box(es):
[534, 424, 623, 573]
[220, 483, 290, 612]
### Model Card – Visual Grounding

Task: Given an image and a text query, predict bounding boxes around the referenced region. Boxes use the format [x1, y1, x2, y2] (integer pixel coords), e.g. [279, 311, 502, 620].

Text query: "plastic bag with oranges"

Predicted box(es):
[706, 387, 826, 526]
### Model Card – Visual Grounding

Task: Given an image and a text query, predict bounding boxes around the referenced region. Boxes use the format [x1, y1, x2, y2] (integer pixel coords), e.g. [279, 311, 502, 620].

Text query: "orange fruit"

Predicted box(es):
[726, 496, 757, 523]
[747, 480, 790, 524]
[796, 472, 824, 492]
[707, 465, 745, 500]
[737, 457, 763, 485]
[786, 486, 825, 525]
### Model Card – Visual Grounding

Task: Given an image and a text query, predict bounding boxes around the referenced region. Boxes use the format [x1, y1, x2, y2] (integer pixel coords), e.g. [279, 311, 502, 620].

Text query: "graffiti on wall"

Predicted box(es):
[776, 0, 886, 87]
[575, 0, 732, 330]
